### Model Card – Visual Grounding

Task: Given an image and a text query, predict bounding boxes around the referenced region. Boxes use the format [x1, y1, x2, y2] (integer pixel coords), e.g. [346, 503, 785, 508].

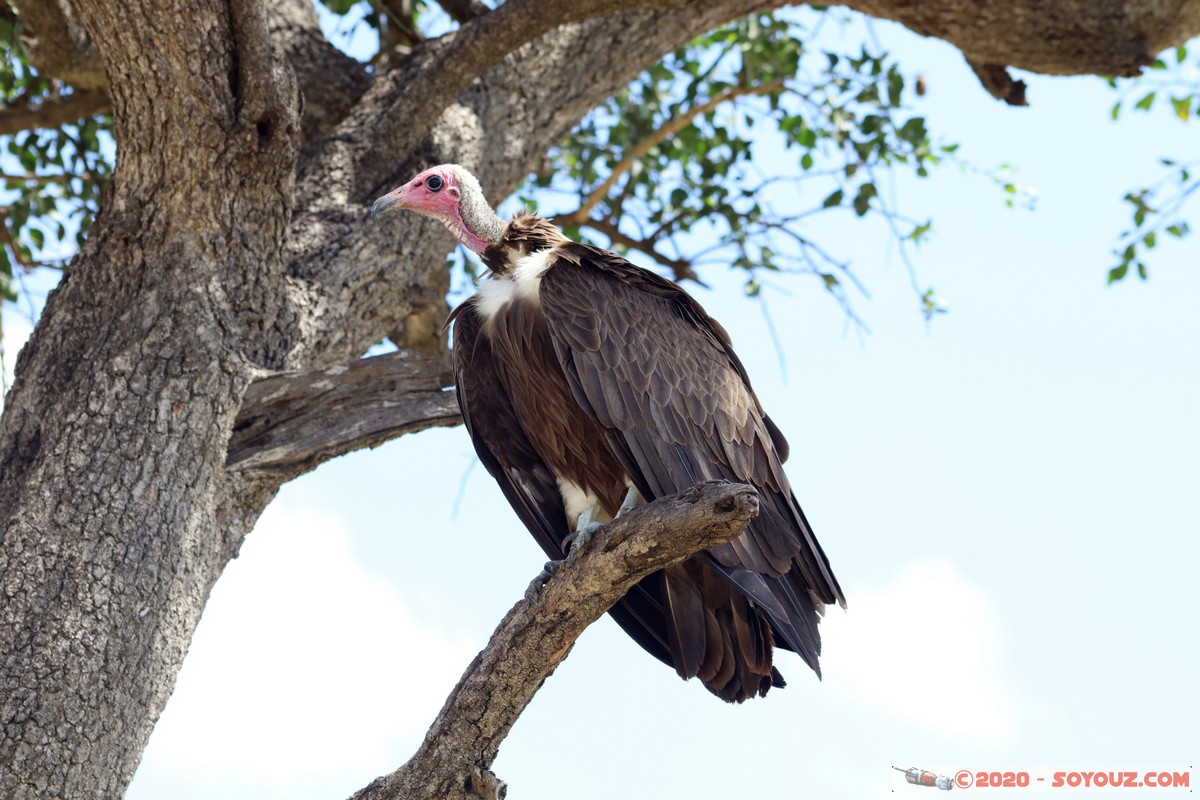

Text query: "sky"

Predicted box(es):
[3, 7, 1197, 800]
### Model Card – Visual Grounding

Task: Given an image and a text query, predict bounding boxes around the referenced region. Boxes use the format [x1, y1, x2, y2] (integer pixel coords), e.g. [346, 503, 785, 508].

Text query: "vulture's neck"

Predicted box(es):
[457, 187, 504, 254]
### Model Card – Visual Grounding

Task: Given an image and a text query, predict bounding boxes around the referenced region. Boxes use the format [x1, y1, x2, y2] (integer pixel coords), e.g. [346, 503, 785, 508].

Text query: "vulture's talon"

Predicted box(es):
[563, 522, 603, 565]
[525, 560, 562, 602]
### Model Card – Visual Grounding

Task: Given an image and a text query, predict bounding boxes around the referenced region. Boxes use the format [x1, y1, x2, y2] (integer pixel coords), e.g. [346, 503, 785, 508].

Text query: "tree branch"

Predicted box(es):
[283, 1, 787, 369]
[227, 350, 460, 479]
[351, 481, 760, 800]
[0, 89, 109, 136]
[554, 81, 785, 228]
[967, 59, 1028, 106]
[11, 0, 106, 90]
[338, 0, 697, 200]
[433, 0, 488, 24]
[260, 0, 370, 143]
[582, 216, 704, 284]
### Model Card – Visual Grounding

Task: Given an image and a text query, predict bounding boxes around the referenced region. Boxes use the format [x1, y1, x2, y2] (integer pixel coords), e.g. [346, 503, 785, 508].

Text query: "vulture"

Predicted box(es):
[371, 164, 845, 703]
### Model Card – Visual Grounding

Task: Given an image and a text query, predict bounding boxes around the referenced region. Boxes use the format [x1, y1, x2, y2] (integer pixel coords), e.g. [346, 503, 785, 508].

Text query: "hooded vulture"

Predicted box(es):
[372, 164, 845, 703]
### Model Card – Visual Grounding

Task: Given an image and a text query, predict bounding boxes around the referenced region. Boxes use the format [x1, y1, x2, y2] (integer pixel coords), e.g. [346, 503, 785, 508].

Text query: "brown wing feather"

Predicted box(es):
[452, 298, 677, 669]
[538, 243, 845, 684]
[452, 303, 567, 559]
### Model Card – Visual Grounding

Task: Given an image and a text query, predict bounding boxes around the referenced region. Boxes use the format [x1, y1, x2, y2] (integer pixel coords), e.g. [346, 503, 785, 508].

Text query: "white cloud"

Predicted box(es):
[820, 559, 1017, 744]
[1, 312, 33, 404]
[130, 504, 475, 796]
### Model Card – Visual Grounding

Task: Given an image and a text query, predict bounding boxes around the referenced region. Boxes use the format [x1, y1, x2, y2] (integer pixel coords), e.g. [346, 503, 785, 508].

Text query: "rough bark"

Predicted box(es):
[11, 0, 105, 90]
[353, 482, 760, 800]
[227, 350, 459, 479]
[0, 0, 301, 796]
[3, 0, 1200, 798]
[843, 0, 1200, 77]
[264, 0, 371, 141]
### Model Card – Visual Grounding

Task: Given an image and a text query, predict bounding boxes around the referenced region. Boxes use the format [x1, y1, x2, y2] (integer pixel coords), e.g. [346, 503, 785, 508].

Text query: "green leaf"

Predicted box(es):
[852, 182, 877, 216]
[898, 117, 927, 145]
[1134, 91, 1156, 111]
[1170, 96, 1191, 121]
[1107, 263, 1129, 284]
[822, 189, 844, 208]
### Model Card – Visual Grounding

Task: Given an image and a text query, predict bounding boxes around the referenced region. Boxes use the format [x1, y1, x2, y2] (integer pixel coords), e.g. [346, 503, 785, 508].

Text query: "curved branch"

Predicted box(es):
[581, 216, 705, 284]
[0, 89, 109, 135]
[332, 0, 696, 201]
[227, 350, 460, 479]
[433, 0, 488, 24]
[351, 481, 760, 800]
[12, 0, 106, 90]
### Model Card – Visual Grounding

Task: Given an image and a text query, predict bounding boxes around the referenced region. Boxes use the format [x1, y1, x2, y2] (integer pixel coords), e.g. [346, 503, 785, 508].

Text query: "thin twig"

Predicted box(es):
[0, 172, 86, 184]
[582, 216, 705, 284]
[554, 81, 786, 227]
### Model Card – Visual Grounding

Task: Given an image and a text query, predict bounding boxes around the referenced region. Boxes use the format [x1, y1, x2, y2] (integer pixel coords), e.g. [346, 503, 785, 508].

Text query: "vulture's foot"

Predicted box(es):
[525, 560, 562, 603]
[563, 521, 603, 566]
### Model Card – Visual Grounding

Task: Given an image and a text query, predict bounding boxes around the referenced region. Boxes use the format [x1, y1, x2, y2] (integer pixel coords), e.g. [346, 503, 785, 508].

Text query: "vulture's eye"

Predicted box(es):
[426, 175, 445, 192]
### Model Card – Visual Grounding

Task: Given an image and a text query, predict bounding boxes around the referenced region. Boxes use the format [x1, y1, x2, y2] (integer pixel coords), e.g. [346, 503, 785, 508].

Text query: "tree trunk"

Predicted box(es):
[0, 0, 300, 795]
[3, 0, 1200, 797]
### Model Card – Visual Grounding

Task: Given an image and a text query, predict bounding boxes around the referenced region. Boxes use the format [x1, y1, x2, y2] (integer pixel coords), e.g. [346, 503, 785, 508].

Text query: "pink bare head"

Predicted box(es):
[370, 164, 503, 254]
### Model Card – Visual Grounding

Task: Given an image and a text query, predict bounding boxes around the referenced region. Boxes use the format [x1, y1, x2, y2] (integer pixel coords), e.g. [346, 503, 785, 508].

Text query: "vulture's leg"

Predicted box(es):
[615, 486, 642, 518]
[562, 488, 642, 561]
[563, 506, 605, 564]
[528, 499, 620, 601]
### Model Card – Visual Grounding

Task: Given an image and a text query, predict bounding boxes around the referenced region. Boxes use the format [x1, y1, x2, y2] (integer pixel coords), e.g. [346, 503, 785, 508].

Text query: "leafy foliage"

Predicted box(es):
[528, 11, 958, 323]
[1, 0, 1194, 349]
[0, 11, 112, 315]
[1105, 44, 1199, 284]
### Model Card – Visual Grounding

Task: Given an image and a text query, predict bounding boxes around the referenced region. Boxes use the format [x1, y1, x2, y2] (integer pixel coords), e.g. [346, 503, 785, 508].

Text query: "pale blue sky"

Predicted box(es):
[5, 7, 1196, 800]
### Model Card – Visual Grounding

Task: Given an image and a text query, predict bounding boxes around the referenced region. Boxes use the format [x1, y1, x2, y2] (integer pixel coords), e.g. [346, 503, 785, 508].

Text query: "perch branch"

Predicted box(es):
[350, 480, 760, 800]
[227, 350, 460, 478]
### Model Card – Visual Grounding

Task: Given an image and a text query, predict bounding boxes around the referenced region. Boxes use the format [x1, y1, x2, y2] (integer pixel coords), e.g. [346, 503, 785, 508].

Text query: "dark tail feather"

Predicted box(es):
[663, 563, 706, 679]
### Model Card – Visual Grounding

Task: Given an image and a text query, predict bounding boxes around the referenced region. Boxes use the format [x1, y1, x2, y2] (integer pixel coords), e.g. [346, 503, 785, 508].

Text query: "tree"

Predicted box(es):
[0, 1, 1197, 798]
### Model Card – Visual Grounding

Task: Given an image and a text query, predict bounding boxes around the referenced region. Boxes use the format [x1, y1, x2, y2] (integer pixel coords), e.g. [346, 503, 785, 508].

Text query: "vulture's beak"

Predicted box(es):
[370, 191, 402, 219]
